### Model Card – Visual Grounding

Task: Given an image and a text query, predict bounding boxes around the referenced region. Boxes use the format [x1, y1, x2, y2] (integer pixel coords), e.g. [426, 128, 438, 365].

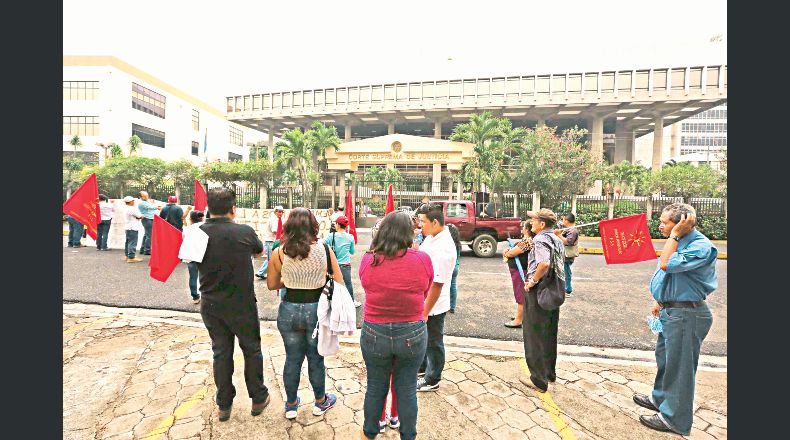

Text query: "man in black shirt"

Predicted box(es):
[159, 195, 191, 231]
[197, 188, 270, 421]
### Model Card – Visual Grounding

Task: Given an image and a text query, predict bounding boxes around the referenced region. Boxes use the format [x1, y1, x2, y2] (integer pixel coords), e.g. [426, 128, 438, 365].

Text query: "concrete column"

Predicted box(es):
[388, 122, 395, 135]
[344, 124, 352, 142]
[331, 173, 337, 210]
[456, 172, 463, 199]
[432, 164, 442, 192]
[669, 122, 680, 159]
[536, 119, 546, 128]
[268, 128, 275, 164]
[513, 193, 519, 218]
[259, 185, 268, 210]
[590, 116, 605, 162]
[614, 124, 635, 164]
[652, 117, 664, 170]
[532, 191, 541, 210]
[434, 120, 443, 139]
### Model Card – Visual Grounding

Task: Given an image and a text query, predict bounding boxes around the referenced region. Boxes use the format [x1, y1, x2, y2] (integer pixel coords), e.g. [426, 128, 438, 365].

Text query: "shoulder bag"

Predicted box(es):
[322, 243, 335, 300]
[536, 239, 567, 310]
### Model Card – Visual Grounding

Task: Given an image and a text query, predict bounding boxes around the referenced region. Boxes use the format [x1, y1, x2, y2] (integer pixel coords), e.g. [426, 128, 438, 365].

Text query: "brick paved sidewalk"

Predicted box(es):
[63, 308, 727, 440]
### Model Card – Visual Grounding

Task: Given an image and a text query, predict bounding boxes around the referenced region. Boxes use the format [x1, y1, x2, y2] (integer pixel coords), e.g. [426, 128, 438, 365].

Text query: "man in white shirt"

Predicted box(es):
[123, 196, 144, 263]
[255, 206, 284, 279]
[96, 194, 114, 251]
[330, 206, 345, 223]
[415, 203, 457, 392]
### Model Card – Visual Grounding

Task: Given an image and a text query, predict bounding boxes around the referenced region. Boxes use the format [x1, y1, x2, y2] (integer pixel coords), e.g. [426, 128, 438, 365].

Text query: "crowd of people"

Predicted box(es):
[65, 189, 718, 437]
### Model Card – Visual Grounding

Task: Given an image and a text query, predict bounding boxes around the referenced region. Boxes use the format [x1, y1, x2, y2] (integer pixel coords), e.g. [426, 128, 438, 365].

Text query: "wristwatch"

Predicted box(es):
[670, 235, 680, 242]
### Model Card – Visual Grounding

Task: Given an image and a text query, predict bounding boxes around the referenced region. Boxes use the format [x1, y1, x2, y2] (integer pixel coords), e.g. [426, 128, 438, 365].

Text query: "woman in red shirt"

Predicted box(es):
[359, 211, 433, 440]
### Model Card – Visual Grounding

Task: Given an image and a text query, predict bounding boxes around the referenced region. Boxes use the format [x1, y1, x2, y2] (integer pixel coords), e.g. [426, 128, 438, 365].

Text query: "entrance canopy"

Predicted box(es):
[325, 134, 475, 172]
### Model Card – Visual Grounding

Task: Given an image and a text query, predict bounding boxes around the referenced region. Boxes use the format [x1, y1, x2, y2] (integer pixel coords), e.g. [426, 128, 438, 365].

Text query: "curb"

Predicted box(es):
[581, 236, 727, 245]
[579, 247, 727, 260]
[63, 302, 727, 371]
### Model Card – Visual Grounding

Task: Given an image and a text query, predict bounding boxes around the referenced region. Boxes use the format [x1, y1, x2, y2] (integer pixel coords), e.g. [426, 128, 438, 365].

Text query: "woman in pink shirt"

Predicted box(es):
[359, 211, 433, 440]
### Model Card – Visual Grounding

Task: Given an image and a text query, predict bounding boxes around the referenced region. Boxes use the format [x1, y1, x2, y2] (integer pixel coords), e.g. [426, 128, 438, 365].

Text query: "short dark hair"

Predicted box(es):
[563, 213, 575, 223]
[369, 211, 414, 266]
[523, 220, 537, 238]
[446, 223, 461, 253]
[98, 194, 108, 202]
[417, 203, 444, 226]
[207, 188, 236, 216]
[337, 206, 344, 212]
[189, 210, 205, 224]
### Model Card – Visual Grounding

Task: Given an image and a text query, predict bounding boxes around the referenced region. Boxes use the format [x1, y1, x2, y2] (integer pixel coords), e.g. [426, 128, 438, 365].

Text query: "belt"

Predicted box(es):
[339, 263, 351, 267]
[659, 300, 705, 309]
[283, 287, 322, 303]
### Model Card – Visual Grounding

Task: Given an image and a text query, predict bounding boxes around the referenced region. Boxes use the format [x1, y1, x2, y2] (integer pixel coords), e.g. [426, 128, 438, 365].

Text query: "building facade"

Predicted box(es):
[63, 56, 267, 165]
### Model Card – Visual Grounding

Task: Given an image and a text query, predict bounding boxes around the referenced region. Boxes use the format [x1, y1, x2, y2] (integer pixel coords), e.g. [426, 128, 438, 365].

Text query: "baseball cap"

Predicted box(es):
[335, 215, 349, 226]
[274, 205, 284, 211]
[526, 208, 557, 224]
[168, 195, 178, 203]
[123, 196, 134, 203]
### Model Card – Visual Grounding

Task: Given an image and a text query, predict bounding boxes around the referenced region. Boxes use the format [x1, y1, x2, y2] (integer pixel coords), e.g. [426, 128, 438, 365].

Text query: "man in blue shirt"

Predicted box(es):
[634, 203, 717, 435]
[137, 191, 159, 255]
[323, 216, 360, 307]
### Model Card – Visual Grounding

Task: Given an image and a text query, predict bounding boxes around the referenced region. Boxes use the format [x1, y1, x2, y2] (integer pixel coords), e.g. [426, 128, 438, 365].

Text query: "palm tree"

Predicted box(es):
[449, 112, 502, 192]
[306, 121, 341, 207]
[69, 134, 82, 157]
[274, 128, 311, 207]
[128, 134, 142, 157]
[489, 119, 527, 211]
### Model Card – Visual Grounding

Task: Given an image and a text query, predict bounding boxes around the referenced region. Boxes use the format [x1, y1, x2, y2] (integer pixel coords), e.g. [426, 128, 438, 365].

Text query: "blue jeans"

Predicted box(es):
[339, 264, 354, 300]
[141, 218, 153, 253]
[256, 241, 274, 277]
[276, 301, 326, 403]
[124, 230, 138, 258]
[419, 312, 446, 385]
[361, 321, 427, 440]
[187, 262, 200, 300]
[651, 304, 713, 435]
[449, 266, 459, 310]
[564, 260, 573, 293]
[67, 216, 84, 246]
[96, 219, 111, 249]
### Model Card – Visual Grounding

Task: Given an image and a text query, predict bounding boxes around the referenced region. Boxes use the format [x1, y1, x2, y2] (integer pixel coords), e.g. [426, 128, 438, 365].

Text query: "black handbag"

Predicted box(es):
[536, 240, 566, 311]
[321, 243, 335, 300]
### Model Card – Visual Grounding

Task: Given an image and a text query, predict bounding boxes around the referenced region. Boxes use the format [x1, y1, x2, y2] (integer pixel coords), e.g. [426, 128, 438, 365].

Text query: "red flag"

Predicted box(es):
[345, 190, 357, 243]
[194, 179, 207, 212]
[599, 213, 657, 264]
[63, 173, 99, 240]
[148, 216, 184, 282]
[385, 184, 395, 215]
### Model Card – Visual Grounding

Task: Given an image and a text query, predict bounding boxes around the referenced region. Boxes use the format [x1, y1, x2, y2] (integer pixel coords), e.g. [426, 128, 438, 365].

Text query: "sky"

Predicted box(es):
[63, 0, 726, 111]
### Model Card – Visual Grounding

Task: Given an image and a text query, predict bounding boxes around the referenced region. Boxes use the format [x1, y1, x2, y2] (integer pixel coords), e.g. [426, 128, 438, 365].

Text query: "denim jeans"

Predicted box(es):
[187, 262, 200, 300]
[200, 303, 269, 409]
[419, 312, 446, 385]
[96, 219, 112, 249]
[255, 241, 274, 277]
[339, 264, 354, 300]
[651, 304, 713, 435]
[141, 218, 153, 253]
[564, 260, 573, 293]
[449, 266, 459, 310]
[124, 230, 139, 258]
[361, 321, 427, 440]
[67, 216, 84, 246]
[276, 301, 326, 403]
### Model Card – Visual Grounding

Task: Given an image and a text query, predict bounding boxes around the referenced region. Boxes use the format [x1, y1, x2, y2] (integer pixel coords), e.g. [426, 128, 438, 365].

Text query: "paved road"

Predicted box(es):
[63, 232, 726, 356]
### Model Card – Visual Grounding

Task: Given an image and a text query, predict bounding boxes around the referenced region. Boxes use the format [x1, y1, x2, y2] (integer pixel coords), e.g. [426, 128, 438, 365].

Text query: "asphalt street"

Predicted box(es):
[63, 233, 726, 356]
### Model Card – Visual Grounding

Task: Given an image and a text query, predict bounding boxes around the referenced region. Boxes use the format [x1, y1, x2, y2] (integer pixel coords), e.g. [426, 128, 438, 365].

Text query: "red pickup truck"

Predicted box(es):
[431, 200, 523, 258]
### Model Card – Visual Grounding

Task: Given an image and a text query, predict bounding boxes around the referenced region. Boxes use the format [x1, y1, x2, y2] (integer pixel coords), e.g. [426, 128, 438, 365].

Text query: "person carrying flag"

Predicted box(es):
[255, 205, 284, 279]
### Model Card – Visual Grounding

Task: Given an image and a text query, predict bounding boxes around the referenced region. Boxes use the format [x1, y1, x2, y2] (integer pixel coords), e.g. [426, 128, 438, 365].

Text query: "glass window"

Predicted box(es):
[477, 79, 490, 98]
[229, 126, 243, 146]
[253, 95, 261, 111]
[131, 123, 165, 148]
[552, 75, 566, 95]
[192, 141, 199, 156]
[228, 152, 242, 162]
[227, 97, 234, 112]
[446, 203, 468, 218]
[63, 116, 99, 136]
[63, 81, 100, 100]
[192, 109, 199, 131]
[131, 83, 166, 119]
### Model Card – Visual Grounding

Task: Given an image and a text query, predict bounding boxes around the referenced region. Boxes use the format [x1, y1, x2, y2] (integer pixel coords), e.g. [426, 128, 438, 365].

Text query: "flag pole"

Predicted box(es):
[557, 220, 601, 231]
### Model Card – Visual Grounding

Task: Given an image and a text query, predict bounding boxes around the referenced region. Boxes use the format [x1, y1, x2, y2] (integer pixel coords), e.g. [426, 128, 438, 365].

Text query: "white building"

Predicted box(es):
[63, 55, 267, 165]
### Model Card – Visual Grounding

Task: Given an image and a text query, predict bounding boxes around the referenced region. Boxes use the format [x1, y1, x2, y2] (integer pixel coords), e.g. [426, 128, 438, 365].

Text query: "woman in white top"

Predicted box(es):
[96, 194, 114, 251]
[183, 210, 205, 304]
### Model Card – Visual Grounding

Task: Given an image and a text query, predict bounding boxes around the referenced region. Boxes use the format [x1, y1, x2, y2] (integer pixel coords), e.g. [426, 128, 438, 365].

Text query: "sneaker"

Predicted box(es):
[566, 291, 573, 297]
[284, 396, 300, 419]
[354, 300, 362, 308]
[313, 393, 337, 416]
[126, 257, 144, 263]
[255, 273, 267, 279]
[192, 298, 201, 305]
[449, 308, 455, 313]
[417, 371, 426, 378]
[388, 416, 400, 429]
[379, 418, 388, 433]
[416, 377, 439, 392]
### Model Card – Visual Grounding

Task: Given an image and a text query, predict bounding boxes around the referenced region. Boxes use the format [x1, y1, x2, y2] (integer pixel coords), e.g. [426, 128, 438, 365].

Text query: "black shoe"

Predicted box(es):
[548, 374, 556, 383]
[639, 414, 673, 433]
[218, 405, 232, 422]
[254, 273, 266, 279]
[449, 308, 455, 313]
[251, 394, 271, 416]
[633, 393, 659, 411]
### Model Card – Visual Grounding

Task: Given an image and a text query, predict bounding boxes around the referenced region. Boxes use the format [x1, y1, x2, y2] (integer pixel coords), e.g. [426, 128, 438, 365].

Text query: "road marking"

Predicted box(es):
[519, 358, 577, 440]
[63, 317, 115, 335]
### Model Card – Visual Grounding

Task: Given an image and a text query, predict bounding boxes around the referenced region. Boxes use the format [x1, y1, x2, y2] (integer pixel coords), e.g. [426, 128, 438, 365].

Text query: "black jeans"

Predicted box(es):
[419, 312, 446, 385]
[522, 289, 560, 390]
[96, 219, 111, 249]
[200, 303, 269, 409]
[141, 218, 153, 253]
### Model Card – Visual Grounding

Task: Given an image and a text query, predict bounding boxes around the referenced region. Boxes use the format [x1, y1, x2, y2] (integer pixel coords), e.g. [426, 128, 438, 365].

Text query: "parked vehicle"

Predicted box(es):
[430, 200, 522, 258]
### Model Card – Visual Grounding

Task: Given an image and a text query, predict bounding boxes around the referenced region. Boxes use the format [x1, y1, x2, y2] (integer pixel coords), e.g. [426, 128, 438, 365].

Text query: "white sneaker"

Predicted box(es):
[354, 300, 362, 308]
[388, 416, 400, 429]
[379, 418, 387, 433]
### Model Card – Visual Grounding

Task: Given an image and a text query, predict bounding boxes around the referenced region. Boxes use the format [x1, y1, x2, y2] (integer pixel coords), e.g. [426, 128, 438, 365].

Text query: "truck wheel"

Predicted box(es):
[472, 234, 497, 258]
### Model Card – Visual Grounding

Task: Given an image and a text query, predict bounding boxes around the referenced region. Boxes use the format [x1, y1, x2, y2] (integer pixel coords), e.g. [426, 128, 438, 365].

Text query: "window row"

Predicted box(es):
[63, 81, 99, 100]
[680, 136, 727, 147]
[689, 108, 727, 119]
[63, 116, 99, 136]
[228, 152, 243, 162]
[682, 122, 727, 133]
[229, 126, 243, 146]
[132, 123, 166, 148]
[132, 83, 166, 119]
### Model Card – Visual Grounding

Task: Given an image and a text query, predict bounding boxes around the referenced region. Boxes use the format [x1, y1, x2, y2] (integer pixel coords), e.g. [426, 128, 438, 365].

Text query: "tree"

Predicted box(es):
[96, 142, 111, 160]
[249, 141, 268, 161]
[63, 157, 85, 197]
[199, 161, 244, 188]
[648, 162, 724, 202]
[306, 121, 341, 207]
[274, 128, 312, 207]
[128, 134, 142, 157]
[593, 160, 651, 196]
[450, 112, 502, 192]
[166, 160, 199, 188]
[110, 143, 123, 158]
[489, 119, 528, 207]
[69, 134, 82, 156]
[239, 160, 274, 187]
